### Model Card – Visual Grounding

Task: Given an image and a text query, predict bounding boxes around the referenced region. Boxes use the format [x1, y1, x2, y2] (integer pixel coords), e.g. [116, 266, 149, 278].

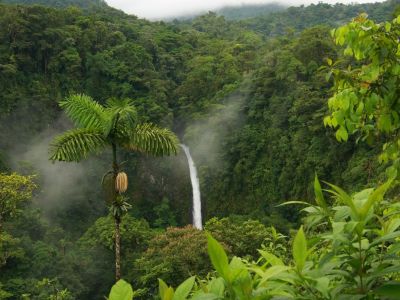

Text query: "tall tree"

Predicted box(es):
[49, 94, 179, 281]
[0, 172, 36, 233]
[325, 14, 400, 173]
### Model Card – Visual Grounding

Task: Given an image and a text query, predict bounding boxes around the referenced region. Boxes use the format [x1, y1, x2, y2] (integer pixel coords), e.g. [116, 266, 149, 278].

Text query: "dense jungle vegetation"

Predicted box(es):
[1, 0, 400, 299]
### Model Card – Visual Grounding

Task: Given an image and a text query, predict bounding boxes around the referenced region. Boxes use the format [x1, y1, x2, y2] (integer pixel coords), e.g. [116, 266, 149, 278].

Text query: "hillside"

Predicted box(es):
[240, 0, 399, 36]
[1, 0, 107, 9]
[216, 2, 286, 20]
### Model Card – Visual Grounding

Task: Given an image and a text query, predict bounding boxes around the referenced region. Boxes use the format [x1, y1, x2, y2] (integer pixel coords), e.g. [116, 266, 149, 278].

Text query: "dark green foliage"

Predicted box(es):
[217, 3, 286, 20]
[79, 215, 154, 256]
[240, 0, 399, 37]
[2, 0, 107, 9]
[205, 217, 282, 259]
[134, 226, 210, 298]
[160, 178, 400, 299]
[0, 0, 398, 298]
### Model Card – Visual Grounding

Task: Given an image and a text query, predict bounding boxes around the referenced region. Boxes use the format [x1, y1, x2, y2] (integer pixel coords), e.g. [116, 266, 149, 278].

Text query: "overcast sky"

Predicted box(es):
[105, 0, 386, 20]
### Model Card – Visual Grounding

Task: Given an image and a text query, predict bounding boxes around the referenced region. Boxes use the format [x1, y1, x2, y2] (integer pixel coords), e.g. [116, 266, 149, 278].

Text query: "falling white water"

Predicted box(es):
[180, 144, 203, 230]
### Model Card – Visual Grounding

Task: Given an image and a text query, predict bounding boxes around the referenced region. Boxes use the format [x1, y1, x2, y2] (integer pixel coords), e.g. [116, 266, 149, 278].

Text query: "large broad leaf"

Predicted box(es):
[208, 278, 225, 296]
[370, 231, 400, 247]
[293, 226, 307, 272]
[258, 250, 284, 266]
[229, 257, 253, 298]
[258, 265, 291, 286]
[109, 279, 134, 300]
[172, 276, 196, 300]
[385, 218, 400, 235]
[191, 294, 222, 300]
[369, 265, 400, 279]
[159, 279, 169, 299]
[207, 234, 230, 281]
[159, 279, 175, 300]
[360, 179, 393, 219]
[314, 174, 327, 210]
[325, 182, 359, 219]
[375, 282, 400, 299]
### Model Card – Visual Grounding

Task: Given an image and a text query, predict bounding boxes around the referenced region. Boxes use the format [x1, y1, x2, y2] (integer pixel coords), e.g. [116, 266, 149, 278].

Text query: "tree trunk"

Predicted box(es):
[115, 216, 121, 281]
[112, 142, 121, 281]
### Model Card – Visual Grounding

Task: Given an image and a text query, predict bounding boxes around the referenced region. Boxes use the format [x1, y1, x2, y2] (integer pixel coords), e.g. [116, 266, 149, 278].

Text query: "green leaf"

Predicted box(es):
[60, 94, 106, 130]
[192, 294, 221, 300]
[172, 276, 195, 300]
[336, 126, 348, 142]
[370, 265, 400, 278]
[124, 123, 179, 156]
[159, 279, 169, 299]
[258, 250, 284, 266]
[208, 278, 225, 296]
[370, 231, 400, 247]
[359, 179, 393, 219]
[49, 128, 107, 162]
[109, 279, 134, 300]
[314, 174, 327, 210]
[375, 282, 400, 299]
[378, 114, 392, 133]
[277, 201, 310, 207]
[293, 226, 307, 272]
[159, 279, 175, 300]
[258, 266, 291, 286]
[207, 234, 230, 281]
[325, 183, 359, 219]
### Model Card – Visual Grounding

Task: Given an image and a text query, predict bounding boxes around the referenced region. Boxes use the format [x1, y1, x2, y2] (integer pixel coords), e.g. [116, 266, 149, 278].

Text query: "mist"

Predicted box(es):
[183, 81, 250, 172]
[106, 0, 386, 20]
[10, 117, 108, 220]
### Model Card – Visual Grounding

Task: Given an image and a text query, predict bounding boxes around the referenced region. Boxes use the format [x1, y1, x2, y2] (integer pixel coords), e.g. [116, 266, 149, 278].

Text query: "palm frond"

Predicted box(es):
[124, 123, 179, 156]
[60, 94, 107, 130]
[104, 98, 137, 135]
[49, 128, 107, 162]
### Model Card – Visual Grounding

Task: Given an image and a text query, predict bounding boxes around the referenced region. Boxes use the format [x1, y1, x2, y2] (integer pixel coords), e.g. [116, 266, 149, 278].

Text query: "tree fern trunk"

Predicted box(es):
[115, 216, 121, 281]
[112, 142, 122, 281]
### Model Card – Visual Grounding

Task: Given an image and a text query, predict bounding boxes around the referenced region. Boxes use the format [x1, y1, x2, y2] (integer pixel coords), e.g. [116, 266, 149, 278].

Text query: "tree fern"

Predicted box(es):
[50, 93, 179, 281]
[104, 98, 137, 136]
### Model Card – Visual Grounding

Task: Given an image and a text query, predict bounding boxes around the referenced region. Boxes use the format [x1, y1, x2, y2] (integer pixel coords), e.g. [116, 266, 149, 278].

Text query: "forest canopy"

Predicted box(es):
[0, 0, 400, 299]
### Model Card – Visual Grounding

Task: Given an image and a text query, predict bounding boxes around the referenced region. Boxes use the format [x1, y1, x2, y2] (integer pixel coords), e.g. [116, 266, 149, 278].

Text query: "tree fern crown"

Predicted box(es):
[49, 94, 179, 162]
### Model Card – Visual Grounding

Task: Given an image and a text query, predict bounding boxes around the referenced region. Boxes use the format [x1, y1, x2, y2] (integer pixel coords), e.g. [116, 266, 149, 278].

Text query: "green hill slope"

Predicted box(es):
[1, 0, 107, 9]
[217, 3, 286, 20]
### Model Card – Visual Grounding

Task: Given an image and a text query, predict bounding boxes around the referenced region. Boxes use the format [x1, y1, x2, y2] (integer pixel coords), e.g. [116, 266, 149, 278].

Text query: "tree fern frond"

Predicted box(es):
[49, 128, 108, 162]
[124, 123, 179, 156]
[60, 94, 107, 130]
[104, 98, 137, 134]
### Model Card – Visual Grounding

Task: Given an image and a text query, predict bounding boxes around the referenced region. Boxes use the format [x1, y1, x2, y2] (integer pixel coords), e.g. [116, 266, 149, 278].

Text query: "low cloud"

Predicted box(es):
[182, 83, 249, 170]
[106, 0, 385, 20]
[10, 117, 107, 217]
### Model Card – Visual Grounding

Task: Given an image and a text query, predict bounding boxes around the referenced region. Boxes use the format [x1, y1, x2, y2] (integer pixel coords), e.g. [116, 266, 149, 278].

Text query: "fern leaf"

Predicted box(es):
[124, 123, 179, 156]
[60, 94, 107, 130]
[49, 128, 107, 162]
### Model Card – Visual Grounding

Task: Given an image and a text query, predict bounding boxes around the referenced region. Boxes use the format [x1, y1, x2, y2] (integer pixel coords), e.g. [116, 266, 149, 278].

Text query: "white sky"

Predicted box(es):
[105, 0, 386, 20]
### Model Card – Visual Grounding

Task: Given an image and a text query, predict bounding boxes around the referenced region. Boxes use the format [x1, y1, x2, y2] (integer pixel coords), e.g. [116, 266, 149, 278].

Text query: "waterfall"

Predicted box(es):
[180, 144, 202, 230]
